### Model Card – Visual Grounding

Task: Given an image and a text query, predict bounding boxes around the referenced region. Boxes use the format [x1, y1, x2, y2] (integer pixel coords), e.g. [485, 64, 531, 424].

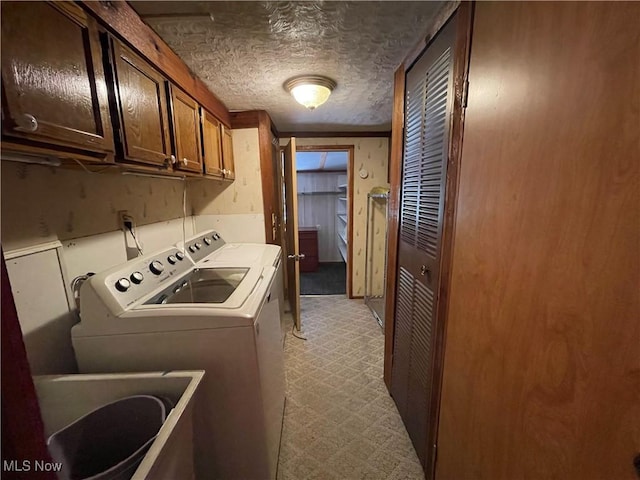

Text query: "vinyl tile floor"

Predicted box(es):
[277, 295, 425, 480]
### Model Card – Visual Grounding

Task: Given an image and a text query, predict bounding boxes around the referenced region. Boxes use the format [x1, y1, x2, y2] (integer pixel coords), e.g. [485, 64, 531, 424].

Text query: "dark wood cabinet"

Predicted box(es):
[1, 1, 113, 159]
[169, 85, 203, 174]
[221, 125, 235, 180]
[201, 109, 224, 178]
[108, 38, 172, 168]
[1, 1, 235, 180]
[298, 228, 319, 272]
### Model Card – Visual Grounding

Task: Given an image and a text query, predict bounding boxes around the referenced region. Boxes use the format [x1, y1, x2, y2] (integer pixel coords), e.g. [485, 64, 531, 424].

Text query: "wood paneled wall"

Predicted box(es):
[436, 2, 640, 479]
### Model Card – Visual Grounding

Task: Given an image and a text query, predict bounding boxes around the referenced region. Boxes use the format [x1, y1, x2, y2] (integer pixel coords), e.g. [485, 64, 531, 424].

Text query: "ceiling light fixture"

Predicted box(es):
[284, 75, 337, 110]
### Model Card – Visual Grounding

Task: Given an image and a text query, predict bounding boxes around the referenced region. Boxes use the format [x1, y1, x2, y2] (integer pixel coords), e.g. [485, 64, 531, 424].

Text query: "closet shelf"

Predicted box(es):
[338, 242, 347, 262]
[338, 231, 347, 245]
[298, 191, 342, 195]
[337, 214, 347, 223]
[338, 184, 347, 190]
[338, 197, 347, 202]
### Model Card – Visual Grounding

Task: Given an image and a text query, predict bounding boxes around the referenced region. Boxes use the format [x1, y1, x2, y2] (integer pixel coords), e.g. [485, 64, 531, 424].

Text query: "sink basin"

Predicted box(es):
[34, 371, 204, 480]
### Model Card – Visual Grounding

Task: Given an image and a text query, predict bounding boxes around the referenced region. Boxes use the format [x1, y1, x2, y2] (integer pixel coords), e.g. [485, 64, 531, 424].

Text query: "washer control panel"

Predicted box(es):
[182, 230, 225, 263]
[100, 247, 193, 310]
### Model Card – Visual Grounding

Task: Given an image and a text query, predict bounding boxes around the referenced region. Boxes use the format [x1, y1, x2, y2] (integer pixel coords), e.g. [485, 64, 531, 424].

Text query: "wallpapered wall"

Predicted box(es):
[283, 137, 390, 297]
[1, 161, 190, 251]
[1, 129, 264, 251]
[190, 128, 264, 216]
[189, 127, 266, 243]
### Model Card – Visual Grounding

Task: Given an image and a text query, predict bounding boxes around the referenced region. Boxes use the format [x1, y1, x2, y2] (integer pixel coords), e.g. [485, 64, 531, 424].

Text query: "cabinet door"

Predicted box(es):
[201, 109, 223, 178]
[169, 85, 203, 174]
[221, 125, 235, 180]
[110, 39, 171, 167]
[1, 1, 113, 156]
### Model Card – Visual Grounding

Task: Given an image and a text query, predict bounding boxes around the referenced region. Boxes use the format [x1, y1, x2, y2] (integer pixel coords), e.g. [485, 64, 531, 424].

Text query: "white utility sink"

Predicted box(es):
[33, 370, 204, 480]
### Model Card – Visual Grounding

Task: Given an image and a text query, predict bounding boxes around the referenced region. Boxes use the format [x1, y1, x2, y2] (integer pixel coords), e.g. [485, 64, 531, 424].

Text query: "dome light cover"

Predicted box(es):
[284, 75, 337, 110]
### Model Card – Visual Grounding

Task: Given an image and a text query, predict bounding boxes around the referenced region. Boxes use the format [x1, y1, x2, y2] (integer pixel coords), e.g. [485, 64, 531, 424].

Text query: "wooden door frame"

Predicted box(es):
[382, 2, 474, 476]
[295, 144, 355, 299]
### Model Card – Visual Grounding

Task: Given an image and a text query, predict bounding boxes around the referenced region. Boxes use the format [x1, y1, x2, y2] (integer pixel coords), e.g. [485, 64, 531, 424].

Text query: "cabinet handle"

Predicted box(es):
[15, 113, 38, 133]
[222, 168, 227, 175]
[182, 158, 189, 166]
[166, 155, 176, 166]
[288, 254, 306, 261]
[420, 265, 429, 276]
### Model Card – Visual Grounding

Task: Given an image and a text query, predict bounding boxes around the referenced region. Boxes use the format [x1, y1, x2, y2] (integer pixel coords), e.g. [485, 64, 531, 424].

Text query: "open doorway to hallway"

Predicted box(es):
[295, 147, 353, 296]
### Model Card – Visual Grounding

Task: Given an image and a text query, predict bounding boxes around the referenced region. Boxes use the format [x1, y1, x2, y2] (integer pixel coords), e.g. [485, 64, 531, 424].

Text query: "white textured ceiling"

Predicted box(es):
[131, 1, 447, 132]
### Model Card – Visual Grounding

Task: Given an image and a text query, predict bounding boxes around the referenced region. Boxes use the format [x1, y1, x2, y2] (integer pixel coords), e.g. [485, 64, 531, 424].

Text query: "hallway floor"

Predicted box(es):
[300, 262, 346, 295]
[278, 296, 424, 480]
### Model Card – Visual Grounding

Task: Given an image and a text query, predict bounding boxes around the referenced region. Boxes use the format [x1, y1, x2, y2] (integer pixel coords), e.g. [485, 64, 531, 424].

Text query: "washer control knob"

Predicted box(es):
[149, 260, 164, 275]
[158, 295, 168, 304]
[115, 278, 131, 292]
[189, 245, 196, 253]
[203, 237, 212, 246]
[195, 242, 202, 250]
[213, 233, 220, 240]
[175, 252, 185, 261]
[130, 272, 144, 284]
[167, 255, 177, 265]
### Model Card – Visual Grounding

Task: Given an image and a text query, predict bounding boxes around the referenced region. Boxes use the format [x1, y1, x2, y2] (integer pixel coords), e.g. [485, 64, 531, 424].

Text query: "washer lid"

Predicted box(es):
[200, 244, 281, 267]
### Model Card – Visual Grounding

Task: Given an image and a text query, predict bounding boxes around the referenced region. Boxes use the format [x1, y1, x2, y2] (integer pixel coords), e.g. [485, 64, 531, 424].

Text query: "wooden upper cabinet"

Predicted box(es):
[109, 38, 172, 168]
[169, 85, 203, 174]
[201, 109, 224, 178]
[0, 1, 113, 158]
[221, 126, 236, 180]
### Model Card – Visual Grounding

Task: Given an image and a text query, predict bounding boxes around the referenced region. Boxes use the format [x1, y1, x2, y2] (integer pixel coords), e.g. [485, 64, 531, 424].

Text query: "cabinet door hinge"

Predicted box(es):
[431, 443, 438, 469]
[462, 77, 469, 109]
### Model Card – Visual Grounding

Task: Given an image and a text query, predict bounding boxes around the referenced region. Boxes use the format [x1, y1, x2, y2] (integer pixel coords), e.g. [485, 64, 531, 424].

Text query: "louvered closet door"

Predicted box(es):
[391, 18, 456, 468]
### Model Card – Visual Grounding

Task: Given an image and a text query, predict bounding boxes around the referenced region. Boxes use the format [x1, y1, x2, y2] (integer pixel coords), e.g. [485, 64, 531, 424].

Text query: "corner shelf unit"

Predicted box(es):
[336, 208, 348, 263]
[336, 182, 348, 263]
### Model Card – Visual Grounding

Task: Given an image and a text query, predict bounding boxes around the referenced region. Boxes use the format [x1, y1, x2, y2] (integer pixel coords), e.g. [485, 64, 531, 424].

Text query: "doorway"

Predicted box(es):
[294, 146, 353, 297]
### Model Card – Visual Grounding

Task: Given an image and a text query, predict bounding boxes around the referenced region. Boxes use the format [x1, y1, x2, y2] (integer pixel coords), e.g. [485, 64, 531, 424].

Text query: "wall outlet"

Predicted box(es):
[118, 210, 132, 231]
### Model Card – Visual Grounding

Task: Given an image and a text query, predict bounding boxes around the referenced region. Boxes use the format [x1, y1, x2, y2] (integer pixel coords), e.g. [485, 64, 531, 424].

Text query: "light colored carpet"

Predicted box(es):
[277, 295, 425, 480]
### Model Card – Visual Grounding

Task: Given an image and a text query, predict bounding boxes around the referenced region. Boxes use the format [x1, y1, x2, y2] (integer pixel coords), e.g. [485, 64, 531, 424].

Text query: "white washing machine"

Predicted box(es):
[72, 246, 285, 480]
[178, 230, 287, 344]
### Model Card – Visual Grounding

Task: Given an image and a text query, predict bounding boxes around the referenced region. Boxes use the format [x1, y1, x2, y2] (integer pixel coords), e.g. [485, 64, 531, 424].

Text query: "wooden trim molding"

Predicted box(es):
[280, 131, 391, 138]
[383, 65, 406, 389]
[258, 113, 277, 245]
[295, 145, 356, 152]
[230, 110, 261, 130]
[425, 3, 474, 478]
[79, 1, 231, 127]
[346, 145, 355, 299]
